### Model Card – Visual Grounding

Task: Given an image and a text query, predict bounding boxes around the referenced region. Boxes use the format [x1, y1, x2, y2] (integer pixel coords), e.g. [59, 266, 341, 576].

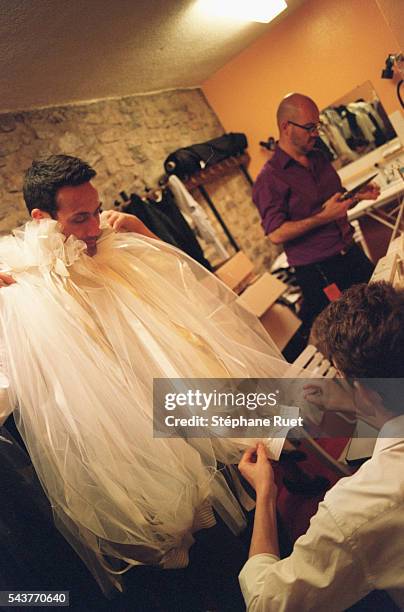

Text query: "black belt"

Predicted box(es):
[295, 242, 357, 270]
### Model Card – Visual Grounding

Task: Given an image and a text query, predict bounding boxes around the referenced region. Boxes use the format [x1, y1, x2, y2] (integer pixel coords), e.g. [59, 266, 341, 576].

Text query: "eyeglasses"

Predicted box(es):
[288, 120, 321, 133]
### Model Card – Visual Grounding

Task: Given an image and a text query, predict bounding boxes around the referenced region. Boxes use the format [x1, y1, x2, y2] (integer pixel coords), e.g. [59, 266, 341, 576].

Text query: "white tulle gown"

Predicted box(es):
[0, 218, 289, 592]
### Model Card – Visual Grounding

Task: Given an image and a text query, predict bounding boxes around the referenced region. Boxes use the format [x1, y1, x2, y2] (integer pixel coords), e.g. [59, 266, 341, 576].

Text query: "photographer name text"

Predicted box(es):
[164, 415, 304, 429]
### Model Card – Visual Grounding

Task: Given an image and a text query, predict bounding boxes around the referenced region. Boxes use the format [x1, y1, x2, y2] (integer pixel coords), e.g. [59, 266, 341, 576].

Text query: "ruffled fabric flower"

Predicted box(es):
[0, 219, 87, 277]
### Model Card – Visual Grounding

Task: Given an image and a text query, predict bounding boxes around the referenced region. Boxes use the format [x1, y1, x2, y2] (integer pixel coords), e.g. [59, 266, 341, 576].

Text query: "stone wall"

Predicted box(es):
[0, 88, 276, 270]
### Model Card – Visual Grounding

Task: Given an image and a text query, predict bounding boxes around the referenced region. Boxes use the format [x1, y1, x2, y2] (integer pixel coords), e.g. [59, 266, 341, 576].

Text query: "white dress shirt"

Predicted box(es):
[239, 415, 404, 611]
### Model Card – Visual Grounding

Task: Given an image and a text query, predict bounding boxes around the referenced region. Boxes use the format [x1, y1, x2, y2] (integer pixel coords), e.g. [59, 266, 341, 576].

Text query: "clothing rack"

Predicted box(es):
[114, 153, 253, 257]
[182, 153, 253, 252]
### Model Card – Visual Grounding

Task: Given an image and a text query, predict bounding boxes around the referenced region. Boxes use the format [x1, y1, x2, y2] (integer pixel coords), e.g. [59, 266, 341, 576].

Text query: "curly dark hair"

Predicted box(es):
[23, 154, 96, 217]
[312, 282, 404, 378]
[311, 282, 404, 413]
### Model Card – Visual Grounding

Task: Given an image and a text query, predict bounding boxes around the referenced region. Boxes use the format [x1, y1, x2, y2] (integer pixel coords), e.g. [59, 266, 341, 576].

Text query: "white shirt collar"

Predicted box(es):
[373, 414, 404, 455]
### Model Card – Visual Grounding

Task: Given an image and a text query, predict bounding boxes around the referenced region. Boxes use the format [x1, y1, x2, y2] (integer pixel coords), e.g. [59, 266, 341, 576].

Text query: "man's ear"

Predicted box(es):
[31, 208, 51, 220]
[352, 381, 393, 429]
[353, 381, 385, 416]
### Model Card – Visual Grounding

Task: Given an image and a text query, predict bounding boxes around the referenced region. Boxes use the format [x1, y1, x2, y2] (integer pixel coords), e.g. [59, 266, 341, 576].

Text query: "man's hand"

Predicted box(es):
[338, 182, 381, 210]
[356, 182, 380, 202]
[303, 379, 396, 430]
[303, 379, 356, 414]
[102, 210, 159, 239]
[238, 443, 277, 499]
[317, 193, 350, 222]
[240, 443, 280, 558]
[268, 191, 353, 244]
[0, 273, 16, 287]
[103, 210, 142, 233]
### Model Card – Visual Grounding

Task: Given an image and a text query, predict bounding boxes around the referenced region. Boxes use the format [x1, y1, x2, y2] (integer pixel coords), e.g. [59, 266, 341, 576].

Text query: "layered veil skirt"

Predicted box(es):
[0, 219, 289, 591]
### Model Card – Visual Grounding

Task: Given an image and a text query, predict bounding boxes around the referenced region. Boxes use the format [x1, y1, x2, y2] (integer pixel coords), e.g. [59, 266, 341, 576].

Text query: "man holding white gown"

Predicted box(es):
[0, 154, 291, 594]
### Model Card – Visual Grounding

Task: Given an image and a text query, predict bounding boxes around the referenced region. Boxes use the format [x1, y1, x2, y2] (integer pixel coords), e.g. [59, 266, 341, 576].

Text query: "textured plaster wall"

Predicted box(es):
[0, 88, 275, 270]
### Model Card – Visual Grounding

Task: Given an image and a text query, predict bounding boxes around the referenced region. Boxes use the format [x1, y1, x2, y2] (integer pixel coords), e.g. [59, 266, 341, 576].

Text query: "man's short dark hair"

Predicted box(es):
[312, 282, 404, 412]
[23, 154, 96, 216]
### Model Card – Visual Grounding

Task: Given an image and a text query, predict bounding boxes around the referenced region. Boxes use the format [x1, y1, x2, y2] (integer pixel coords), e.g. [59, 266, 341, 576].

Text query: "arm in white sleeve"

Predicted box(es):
[239, 502, 371, 612]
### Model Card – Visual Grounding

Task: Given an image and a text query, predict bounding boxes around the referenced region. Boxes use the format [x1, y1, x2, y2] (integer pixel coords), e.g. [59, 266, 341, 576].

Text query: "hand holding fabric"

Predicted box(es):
[238, 443, 277, 499]
[102, 210, 159, 239]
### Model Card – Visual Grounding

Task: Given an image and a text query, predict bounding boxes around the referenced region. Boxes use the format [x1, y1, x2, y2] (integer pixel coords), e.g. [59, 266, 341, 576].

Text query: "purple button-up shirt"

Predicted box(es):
[253, 146, 353, 266]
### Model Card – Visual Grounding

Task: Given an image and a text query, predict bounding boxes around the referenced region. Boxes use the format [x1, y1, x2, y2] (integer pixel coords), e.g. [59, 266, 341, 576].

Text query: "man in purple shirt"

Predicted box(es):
[253, 93, 379, 328]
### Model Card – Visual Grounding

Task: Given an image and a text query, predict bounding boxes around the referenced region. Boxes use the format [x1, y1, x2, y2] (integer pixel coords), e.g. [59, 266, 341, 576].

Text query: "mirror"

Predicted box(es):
[318, 81, 397, 169]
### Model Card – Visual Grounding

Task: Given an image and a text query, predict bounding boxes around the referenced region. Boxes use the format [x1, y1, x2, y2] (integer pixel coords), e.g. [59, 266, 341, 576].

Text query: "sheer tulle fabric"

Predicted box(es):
[0, 219, 289, 591]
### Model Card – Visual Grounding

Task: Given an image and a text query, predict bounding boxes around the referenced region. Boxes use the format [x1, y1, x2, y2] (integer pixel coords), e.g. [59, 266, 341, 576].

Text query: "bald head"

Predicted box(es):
[276, 93, 320, 157]
[276, 93, 319, 129]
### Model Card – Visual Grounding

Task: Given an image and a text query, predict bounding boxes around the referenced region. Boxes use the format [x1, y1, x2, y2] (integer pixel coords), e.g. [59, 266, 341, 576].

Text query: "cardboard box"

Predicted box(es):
[215, 251, 255, 294]
[236, 273, 301, 350]
[236, 272, 287, 315]
[260, 304, 302, 351]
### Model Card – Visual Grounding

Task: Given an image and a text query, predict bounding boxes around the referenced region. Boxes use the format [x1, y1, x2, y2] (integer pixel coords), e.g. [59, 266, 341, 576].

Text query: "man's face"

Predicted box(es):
[55, 182, 102, 256]
[287, 103, 320, 155]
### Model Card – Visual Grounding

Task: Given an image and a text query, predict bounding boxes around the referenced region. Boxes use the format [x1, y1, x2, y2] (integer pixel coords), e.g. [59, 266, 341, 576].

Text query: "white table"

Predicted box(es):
[348, 181, 404, 241]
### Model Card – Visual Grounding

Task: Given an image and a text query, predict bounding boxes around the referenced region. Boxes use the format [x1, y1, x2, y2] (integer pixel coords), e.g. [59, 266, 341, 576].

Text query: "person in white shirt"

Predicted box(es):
[238, 281, 404, 611]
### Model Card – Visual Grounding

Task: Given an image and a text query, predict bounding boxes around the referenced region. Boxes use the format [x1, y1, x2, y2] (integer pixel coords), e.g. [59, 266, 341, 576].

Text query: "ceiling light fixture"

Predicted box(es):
[197, 0, 287, 24]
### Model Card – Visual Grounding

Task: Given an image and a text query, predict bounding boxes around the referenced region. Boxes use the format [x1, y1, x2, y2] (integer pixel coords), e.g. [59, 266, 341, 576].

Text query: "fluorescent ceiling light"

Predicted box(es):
[197, 0, 287, 23]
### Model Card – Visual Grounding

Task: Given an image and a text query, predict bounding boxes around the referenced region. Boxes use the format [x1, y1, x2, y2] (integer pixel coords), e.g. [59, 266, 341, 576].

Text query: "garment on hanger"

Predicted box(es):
[347, 103, 377, 142]
[320, 99, 395, 164]
[320, 111, 358, 163]
[374, 100, 397, 141]
[125, 193, 178, 245]
[150, 188, 213, 270]
[332, 107, 352, 140]
[337, 106, 363, 140]
[314, 136, 336, 161]
[125, 191, 212, 270]
[0, 218, 291, 594]
[367, 101, 385, 131]
[168, 175, 229, 261]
